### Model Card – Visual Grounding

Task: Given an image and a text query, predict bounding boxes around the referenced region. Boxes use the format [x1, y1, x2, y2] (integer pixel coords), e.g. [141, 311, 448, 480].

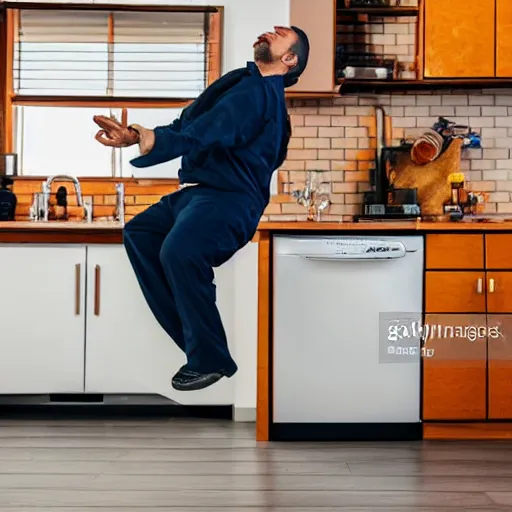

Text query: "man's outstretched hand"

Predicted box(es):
[93, 108, 140, 148]
[93, 108, 155, 155]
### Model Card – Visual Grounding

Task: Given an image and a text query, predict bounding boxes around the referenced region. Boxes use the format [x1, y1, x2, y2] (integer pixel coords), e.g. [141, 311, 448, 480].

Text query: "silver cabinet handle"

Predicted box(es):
[477, 277, 483, 294]
[489, 278, 495, 293]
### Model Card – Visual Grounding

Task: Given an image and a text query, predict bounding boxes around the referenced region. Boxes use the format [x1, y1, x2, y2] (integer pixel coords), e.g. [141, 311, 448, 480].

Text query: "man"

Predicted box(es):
[93, 26, 310, 391]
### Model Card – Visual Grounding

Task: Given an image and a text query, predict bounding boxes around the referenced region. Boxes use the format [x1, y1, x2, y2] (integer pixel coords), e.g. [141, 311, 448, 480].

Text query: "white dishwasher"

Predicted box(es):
[272, 234, 424, 441]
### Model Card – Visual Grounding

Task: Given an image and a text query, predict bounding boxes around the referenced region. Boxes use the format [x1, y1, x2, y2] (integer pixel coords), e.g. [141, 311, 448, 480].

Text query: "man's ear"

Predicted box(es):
[282, 52, 298, 69]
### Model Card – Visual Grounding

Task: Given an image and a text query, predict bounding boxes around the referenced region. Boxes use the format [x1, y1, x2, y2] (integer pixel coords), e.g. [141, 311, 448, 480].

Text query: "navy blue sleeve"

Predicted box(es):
[130, 81, 267, 168]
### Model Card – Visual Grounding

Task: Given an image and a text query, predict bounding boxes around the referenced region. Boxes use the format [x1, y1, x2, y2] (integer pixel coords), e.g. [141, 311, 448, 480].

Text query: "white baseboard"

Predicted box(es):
[233, 407, 256, 422]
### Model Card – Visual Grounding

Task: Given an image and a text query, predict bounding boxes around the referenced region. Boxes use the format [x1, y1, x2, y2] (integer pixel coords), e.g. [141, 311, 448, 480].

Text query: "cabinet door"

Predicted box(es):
[426, 234, 484, 270]
[425, 271, 486, 313]
[497, 0, 512, 77]
[424, 0, 495, 78]
[488, 315, 512, 419]
[84, 245, 235, 405]
[422, 314, 487, 420]
[485, 234, 512, 269]
[0, 245, 86, 393]
[288, 0, 335, 92]
[487, 272, 512, 313]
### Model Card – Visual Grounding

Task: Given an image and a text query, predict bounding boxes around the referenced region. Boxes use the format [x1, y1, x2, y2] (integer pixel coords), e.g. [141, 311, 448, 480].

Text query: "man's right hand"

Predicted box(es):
[93, 109, 140, 148]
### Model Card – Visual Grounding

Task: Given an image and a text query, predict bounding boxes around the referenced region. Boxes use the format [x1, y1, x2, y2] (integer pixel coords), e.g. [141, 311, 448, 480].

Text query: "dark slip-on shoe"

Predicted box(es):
[171, 368, 224, 391]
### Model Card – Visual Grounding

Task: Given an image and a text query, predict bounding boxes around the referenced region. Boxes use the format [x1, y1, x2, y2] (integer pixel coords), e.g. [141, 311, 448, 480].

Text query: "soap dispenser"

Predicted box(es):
[0, 176, 17, 221]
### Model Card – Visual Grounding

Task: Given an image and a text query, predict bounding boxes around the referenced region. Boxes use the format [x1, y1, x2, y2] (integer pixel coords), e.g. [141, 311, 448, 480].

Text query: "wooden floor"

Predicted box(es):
[1, 419, 512, 511]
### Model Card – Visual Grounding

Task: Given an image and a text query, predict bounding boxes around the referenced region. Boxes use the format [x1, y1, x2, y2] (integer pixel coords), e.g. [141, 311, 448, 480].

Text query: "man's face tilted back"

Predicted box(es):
[252, 26, 309, 83]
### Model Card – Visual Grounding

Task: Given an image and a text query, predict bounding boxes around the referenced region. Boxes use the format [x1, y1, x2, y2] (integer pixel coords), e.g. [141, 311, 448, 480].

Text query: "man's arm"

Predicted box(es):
[129, 81, 267, 168]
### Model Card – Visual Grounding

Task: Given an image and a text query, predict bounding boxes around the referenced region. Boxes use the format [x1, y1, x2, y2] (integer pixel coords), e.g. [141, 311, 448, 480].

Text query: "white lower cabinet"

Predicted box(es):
[0, 243, 237, 405]
[0, 245, 86, 394]
[84, 245, 235, 405]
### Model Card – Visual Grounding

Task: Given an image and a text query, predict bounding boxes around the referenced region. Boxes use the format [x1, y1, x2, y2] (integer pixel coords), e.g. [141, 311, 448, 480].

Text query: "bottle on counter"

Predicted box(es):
[0, 176, 17, 221]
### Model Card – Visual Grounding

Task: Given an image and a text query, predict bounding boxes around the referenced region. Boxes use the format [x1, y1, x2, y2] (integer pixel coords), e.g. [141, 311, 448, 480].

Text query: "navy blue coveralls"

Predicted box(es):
[123, 62, 290, 379]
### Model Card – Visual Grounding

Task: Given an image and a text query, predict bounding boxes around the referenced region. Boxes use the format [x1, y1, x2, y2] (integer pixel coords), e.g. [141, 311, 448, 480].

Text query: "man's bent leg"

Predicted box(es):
[159, 191, 257, 391]
[123, 195, 186, 351]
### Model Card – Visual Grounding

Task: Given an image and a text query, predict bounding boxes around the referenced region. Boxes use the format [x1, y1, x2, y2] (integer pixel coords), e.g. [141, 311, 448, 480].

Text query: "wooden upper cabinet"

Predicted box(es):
[424, 0, 495, 78]
[497, 0, 512, 77]
[288, 0, 335, 92]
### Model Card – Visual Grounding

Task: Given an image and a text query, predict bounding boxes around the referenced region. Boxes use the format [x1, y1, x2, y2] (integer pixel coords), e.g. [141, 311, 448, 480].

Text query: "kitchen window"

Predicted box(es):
[1, 5, 222, 177]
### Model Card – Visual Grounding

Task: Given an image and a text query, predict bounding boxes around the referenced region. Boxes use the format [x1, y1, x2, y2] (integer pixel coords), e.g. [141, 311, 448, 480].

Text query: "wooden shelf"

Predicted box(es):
[336, 6, 419, 16]
[337, 78, 512, 92]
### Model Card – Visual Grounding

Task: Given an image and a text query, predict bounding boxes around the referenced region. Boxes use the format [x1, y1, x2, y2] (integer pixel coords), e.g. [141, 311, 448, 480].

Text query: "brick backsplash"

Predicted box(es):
[11, 178, 178, 221]
[264, 90, 512, 222]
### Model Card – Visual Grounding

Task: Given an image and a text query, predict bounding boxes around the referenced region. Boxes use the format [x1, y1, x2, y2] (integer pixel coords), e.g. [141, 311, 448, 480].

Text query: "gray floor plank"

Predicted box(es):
[0, 509, 510, 512]
[0, 448, 126, 461]
[0, 489, 497, 507]
[0, 437, 258, 449]
[348, 461, 512, 476]
[1, 474, 512, 492]
[0, 460, 351, 475]
[0, 425, 255, 439]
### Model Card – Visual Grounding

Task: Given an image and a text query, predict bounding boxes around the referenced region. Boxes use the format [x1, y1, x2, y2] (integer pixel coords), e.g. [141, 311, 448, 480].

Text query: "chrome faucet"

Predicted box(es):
[41, 175, 83, 221]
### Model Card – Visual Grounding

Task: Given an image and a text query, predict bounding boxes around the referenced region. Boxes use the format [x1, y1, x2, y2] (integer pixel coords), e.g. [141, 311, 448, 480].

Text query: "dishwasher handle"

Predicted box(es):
[302, 254, 405, 261]
[297, 239, 408, 260]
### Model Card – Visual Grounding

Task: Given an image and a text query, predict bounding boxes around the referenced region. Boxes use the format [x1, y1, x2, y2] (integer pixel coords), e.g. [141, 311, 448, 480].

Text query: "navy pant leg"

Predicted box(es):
[160, 188, 259, 376]
[123, 197, 186, 351]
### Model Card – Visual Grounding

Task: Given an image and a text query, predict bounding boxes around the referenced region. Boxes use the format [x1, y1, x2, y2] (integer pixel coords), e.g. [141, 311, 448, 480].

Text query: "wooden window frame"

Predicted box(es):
[0, 3, 223, 153]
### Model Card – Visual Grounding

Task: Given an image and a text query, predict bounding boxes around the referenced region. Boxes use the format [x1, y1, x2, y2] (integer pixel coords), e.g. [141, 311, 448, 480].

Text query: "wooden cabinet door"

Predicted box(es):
[497, 0, 512, 77]
[422, 314, 487, 420]
[289, 0, 335, 92]
[485, 234, 512, 269]
[425, 271, 486, 313]
[426, 234, 484, 269]
[424, 0, 495, 78]
[486, 272, 512, 313]
[488, 315, 512, 419]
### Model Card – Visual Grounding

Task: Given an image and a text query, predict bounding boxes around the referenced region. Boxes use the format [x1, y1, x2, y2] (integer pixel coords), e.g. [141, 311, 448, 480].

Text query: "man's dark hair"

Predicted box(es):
[284, 26, 310, 87]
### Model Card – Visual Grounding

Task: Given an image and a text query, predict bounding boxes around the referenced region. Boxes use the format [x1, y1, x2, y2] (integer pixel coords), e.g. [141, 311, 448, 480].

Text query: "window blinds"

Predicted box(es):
[14, 9, 209, 98]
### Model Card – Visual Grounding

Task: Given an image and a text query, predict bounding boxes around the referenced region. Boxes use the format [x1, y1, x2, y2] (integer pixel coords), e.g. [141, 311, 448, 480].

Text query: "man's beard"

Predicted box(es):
[254, 41, 273, 63]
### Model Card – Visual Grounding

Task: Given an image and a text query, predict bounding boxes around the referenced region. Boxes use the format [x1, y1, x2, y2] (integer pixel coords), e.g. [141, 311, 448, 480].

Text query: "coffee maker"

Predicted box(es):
[354, 107, 421, 222]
